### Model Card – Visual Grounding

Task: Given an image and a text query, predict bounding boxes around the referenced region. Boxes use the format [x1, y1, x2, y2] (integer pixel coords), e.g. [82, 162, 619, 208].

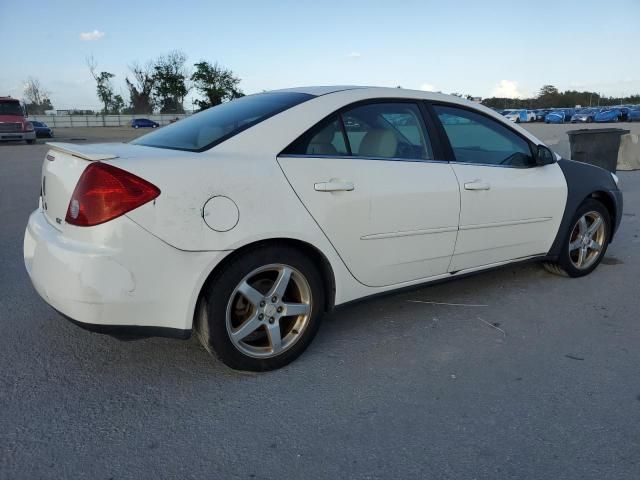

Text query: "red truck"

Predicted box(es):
[0, 96, 36, 144]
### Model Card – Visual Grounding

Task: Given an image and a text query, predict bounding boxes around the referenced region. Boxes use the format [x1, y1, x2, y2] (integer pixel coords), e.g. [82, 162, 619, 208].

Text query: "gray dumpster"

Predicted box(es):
[567, 128, 630, 173]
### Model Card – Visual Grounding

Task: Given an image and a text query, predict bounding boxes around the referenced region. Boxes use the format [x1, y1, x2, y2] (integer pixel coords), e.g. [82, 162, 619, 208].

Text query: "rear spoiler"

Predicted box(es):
[46, 142, 119, 161]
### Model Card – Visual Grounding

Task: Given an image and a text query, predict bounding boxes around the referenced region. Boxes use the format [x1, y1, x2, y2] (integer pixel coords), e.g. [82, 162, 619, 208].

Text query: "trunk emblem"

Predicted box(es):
[46, 154, 55, 161]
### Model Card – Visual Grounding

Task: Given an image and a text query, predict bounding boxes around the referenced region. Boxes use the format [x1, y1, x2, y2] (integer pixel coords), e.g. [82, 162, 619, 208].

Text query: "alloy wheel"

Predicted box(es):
[225, 264, 312, 358]
[568, 211, 607, 270]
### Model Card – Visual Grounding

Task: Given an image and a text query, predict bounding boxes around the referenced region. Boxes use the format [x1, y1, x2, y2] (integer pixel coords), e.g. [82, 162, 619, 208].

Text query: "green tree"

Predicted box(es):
[536, 84, 560, 107]
[88, 56, 117, 114]
[190, 61, 243, 110]
[152, 51, 189, 114]
[110, 94, 125, 114]
[125, 62, 156, 114]
[23, 77, 54, 114]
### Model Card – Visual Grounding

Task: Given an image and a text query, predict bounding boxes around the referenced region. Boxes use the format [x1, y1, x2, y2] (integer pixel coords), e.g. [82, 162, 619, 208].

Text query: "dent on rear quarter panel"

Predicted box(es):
[547, 159, 620, 258]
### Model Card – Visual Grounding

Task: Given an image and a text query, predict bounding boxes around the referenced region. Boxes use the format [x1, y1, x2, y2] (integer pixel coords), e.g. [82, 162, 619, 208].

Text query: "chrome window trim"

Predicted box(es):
[449, 160, 539, 170]
[277, 153, 449, 164]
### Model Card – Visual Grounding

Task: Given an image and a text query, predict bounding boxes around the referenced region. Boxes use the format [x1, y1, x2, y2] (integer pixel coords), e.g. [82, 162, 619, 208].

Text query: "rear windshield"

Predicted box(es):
[131, 92, 313, 152]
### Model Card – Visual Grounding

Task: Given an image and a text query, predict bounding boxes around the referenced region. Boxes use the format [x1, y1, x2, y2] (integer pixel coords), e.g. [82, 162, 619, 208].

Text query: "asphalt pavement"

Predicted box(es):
[1, 135, 639, 479]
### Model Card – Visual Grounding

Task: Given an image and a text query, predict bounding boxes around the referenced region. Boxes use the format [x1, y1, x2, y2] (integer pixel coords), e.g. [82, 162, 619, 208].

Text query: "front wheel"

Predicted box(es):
[198, 246, 325, 371]
[26, 139, 36, 145]
[544, 199, 610, 277]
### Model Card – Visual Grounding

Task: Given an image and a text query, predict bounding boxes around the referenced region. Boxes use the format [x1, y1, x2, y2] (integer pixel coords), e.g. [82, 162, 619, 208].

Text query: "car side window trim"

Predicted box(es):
[337, 112, 353, 156]
[278, 153, 450, 165]
[279, 98, 448, 163]
[425, 100, 540, 168]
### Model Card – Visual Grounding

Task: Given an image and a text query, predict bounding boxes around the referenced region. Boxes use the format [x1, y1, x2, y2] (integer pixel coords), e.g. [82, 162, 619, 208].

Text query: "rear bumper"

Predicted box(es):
[0, 130, 36, 141]
[24, 209, 228, 334]
[35, 129, 53, 138]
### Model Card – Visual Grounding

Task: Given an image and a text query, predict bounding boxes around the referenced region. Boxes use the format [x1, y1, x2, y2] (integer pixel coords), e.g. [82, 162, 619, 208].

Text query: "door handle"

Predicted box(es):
[314, 181, 355, 192]
[464, 181, 491, 191]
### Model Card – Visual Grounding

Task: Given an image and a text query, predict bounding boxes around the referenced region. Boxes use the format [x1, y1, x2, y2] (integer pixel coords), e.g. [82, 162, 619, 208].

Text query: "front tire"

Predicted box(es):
[26, 139, 36, 145]
[199, 246, 325, 371]
[544, 199, 610, 277]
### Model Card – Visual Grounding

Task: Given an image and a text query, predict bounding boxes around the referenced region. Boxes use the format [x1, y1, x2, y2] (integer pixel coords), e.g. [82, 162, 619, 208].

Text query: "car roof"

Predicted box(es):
[266, 85, 465, 103]
[268, 86, 366, 96]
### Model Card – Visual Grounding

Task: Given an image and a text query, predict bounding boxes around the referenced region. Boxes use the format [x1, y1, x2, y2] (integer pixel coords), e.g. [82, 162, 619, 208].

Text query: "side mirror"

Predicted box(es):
[535, 145, 555, 166]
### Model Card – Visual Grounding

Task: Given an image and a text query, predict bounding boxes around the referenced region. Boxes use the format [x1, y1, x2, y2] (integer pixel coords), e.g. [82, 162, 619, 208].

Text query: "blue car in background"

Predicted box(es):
[618, 107, 631, 122]
[544, 110, 566, 123]
[594, 108, 621, 123]
[534, 109, 551, 122]
[629, 108, 640, 122]
[561, 108, 575, 121]
[131, 118, 159, 129]
[31, 120, 53, 138]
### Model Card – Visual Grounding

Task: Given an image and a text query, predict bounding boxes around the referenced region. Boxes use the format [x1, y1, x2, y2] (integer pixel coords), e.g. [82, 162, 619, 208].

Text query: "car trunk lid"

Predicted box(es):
[41, 142, 123, 230]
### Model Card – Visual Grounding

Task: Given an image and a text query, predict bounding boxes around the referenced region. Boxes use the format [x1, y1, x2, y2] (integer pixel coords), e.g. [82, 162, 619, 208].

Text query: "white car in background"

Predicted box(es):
[24, 86, 623, 371]
[502, 109, 534, 123]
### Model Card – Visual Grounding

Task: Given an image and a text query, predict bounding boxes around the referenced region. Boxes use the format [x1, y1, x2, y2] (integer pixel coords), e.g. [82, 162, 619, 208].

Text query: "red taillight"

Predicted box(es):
[65, 162, 160, 227]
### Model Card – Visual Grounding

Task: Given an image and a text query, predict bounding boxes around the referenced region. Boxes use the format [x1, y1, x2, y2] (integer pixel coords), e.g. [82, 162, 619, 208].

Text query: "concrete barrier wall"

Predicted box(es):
[28, 114, 191, 128]
[617, 134, 640, 171]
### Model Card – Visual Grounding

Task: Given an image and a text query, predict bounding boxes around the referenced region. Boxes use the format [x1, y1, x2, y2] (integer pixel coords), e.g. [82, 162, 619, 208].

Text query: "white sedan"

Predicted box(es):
[24, 86, 623, 371]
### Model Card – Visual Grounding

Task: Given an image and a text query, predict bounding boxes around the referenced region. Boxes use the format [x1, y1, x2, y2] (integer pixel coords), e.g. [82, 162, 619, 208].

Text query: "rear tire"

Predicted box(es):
[543, 199, 610, 278]
[199, 246, 325, 371]
[26, 139, 36, 145]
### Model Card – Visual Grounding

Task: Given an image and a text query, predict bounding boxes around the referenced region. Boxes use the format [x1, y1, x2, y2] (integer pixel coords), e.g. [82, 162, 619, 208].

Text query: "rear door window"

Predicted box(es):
[283, 115, 349, 156]
[343, 103, 433, 160]
[283, 101, 434, 161]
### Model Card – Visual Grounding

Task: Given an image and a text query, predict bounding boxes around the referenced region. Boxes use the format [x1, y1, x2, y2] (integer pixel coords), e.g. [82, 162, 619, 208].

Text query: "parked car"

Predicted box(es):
[31, 120, 54, 138]
[628, 108, 640, 122]
[503, 109, 528, 123]
[24, 86, 623, 371]
[617, 107, 631, 122]
[545, 110, 565, 123]
[131, 118, 159, 129]
[571, 108, 599, 123]
[594, 108, 622, 123]
[534, 109, 551, 122]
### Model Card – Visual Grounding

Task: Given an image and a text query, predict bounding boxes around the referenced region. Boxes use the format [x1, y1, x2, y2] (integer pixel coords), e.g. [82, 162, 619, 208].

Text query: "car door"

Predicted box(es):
[278, 101, 460, 288]
[430, 104, 567, 272]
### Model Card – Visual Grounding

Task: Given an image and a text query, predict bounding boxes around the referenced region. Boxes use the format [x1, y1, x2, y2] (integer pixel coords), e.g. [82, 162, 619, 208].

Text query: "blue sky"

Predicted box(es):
[1, 0, 639, 109]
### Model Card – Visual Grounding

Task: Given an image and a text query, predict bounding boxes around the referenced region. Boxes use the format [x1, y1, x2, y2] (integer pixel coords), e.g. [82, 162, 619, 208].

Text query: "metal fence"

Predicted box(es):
[28, 114, 191, 128]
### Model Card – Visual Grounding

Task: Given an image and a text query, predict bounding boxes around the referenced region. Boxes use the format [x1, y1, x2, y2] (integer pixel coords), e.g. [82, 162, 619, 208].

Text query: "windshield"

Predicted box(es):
[132, 92, 314, 152]
[0, 101, 24, 117]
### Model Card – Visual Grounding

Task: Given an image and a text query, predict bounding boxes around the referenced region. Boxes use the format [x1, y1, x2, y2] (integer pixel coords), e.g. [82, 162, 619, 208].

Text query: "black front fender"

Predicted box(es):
[547, 159, 623, 259]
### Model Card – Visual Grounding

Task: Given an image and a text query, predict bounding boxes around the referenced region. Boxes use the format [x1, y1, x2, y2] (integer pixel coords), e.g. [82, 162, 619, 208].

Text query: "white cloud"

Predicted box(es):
[420, 83, 436, 92]
[347, 51, 361, 59]
[491, 80, 523, 98]
[79, 30, 105, 41]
